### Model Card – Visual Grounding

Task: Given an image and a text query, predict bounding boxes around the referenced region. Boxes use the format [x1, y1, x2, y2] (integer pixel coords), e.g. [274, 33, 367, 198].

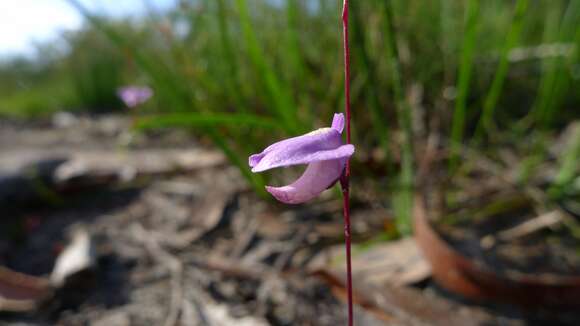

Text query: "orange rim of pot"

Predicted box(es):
[414, 194, 580, 308]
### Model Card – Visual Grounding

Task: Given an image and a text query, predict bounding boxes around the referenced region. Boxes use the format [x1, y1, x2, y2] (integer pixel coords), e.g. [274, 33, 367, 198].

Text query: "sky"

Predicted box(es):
[0, 0, 174, 57]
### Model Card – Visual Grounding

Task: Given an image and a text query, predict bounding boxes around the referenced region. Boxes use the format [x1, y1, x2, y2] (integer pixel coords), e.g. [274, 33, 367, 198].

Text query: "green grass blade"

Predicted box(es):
[549, 124, 580, 198]
[382, 0, 414, 235]
[532, 1, 580, 128]
[449, 0, 480, 170]
[475, 0, 529, 139]
[541, 3, 580, 127]
[234, 0, 300, 134]
[285, 0, 306, 84]
[284, 0, 315, 126]
[216, 0, 247, 112]
[351, 1, 391, 161]
[529, 3, 561, 127]
[440, 0, 458, 82]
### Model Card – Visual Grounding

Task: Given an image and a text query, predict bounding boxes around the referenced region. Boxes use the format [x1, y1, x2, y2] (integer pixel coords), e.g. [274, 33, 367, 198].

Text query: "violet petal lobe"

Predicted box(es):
[249, 128, 340, 169]
[265, 158, 345, 204]
[249, 113, 347, 170]
[251, 128, 353, 172]
[331, 113, 345, 133]
[251, 136, 353, 173]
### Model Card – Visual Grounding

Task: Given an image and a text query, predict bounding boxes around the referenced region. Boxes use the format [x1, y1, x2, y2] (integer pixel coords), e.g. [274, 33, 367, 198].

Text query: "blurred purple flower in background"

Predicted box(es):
[249, 113, 354, 204]
[117, 86, 153, 108]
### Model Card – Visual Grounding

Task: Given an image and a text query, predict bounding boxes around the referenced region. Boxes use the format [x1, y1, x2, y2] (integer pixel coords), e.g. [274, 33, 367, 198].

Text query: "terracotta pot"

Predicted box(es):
[414, 195, 580, 308]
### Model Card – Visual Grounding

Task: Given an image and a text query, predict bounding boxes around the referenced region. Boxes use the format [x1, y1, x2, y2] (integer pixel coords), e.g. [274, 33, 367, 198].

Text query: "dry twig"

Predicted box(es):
[132, 223, 183, 326]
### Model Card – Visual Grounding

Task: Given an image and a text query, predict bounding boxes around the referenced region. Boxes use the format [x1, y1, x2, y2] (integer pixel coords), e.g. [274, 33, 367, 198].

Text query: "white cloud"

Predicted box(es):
[0, 0, 81, 56]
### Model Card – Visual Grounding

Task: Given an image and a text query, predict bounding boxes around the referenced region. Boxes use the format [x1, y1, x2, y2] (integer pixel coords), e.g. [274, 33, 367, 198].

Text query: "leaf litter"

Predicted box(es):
[0, 115, 579, 325]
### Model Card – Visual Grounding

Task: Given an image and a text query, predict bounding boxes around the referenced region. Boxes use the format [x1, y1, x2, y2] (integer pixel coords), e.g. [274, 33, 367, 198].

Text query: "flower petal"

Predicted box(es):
[266, 158, 345, 204]
[252, 140, 354, 173]
[251, 127, 352, 172]
[331, 113, 345, 133]
[118, 86, 152, 108]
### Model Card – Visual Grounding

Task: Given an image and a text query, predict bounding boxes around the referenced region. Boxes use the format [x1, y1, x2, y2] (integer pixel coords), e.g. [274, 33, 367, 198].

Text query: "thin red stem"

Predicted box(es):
[341, 1, 353, 325]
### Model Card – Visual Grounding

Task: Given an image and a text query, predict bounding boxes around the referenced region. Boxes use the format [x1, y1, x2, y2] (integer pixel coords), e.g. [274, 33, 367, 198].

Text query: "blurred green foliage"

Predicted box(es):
[66, 26, 125, 113]
[0, 0, 578, 234]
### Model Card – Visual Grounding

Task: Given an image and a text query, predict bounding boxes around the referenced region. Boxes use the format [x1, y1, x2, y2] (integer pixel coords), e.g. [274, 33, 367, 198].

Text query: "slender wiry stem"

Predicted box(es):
[340, 1, 353, 325]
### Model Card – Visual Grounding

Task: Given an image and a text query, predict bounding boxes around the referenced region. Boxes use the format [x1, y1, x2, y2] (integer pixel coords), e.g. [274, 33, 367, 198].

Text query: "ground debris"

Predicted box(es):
[2, 116, 579, 325]
[309, 237, 431, 288]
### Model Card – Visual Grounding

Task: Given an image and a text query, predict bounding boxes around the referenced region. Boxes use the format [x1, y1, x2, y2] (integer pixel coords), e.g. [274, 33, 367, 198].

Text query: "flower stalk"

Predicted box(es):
[341, 1, 354, 325]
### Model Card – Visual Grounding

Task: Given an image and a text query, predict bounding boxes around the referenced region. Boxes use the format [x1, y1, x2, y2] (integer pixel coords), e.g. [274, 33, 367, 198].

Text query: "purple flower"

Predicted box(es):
[249, 113, 354, 204]
[117, 86, 153, 108]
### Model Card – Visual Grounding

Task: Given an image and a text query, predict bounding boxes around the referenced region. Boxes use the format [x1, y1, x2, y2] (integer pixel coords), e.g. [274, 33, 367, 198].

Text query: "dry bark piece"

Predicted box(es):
[255, 212, 294, 239]
[92, 310, 131, 326]
[50, 226, 95, 287]
[312, 269, 493, 326]
[55, 149, 226, 185]
[197, 304, 269, 326]
[163, 189, 235, 248]
[0, 266, 51, 312]
[309, 237, 430, 288]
